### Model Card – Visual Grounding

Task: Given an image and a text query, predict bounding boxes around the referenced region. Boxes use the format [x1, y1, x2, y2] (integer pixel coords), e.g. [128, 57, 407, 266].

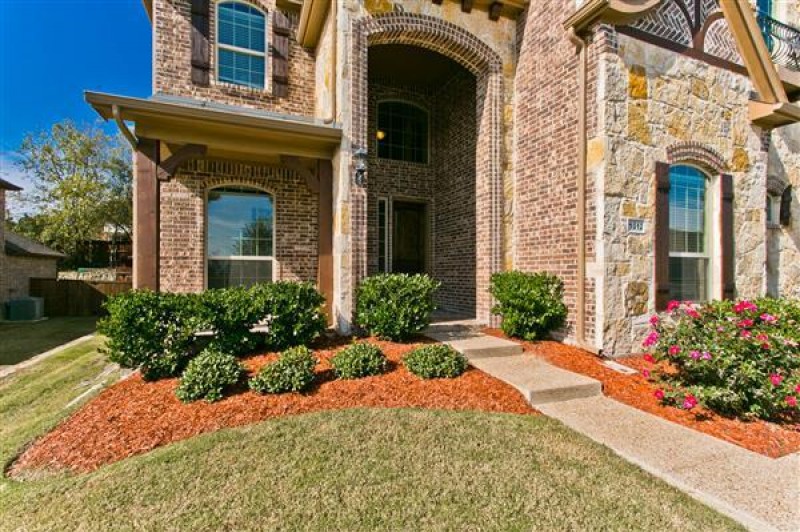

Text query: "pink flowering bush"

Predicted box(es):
[644, 298, 800, 420]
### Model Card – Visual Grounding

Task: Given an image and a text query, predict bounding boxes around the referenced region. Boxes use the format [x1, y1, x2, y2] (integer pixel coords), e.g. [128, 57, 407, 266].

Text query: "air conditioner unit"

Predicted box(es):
[5, 297, 45, 321]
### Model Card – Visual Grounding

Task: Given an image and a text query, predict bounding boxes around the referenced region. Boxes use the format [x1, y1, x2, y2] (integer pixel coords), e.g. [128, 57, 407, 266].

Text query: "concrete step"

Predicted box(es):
[422, 320, 486, 335]
[424, 329, 523, 358]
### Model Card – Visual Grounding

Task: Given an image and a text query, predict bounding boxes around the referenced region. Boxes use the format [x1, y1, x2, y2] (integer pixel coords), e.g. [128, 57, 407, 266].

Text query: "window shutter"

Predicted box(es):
[780, 185, 792, 226]
[654, 162, 671, 311]
[191, 0, 211, 86]
[272, 10, 291, 98]
[720, 174, 736, 300]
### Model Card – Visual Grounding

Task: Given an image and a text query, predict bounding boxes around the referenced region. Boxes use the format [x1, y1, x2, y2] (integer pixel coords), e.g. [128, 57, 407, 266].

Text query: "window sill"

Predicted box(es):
[211, 79, 273, 97]
[767, 222, 782, 230]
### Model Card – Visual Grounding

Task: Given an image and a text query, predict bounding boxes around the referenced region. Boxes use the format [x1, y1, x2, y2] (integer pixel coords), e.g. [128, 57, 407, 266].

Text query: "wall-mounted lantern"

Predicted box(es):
[353, 147, 368, 187]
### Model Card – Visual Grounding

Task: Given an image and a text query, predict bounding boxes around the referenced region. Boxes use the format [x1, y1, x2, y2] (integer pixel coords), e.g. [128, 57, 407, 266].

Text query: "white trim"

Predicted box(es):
[215, 0, 268, 90]
[377, 196, 390, 273]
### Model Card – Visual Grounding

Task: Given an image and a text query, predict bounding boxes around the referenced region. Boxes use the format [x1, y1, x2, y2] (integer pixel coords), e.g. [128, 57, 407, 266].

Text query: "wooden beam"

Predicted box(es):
[157, 143, 207, 181]
[134, 138, 159, 291]
[461, 0, 473, 13]
[317, 159, 334, 324]
[489, 1, 502, 20]
[432, 0, 443, 4]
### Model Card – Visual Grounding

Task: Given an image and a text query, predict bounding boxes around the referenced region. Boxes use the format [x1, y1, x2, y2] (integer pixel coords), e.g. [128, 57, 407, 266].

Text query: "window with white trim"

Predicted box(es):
[207, 186, 274, 288]
[669, 165, 711, 302]
[217, 2, 267, 89]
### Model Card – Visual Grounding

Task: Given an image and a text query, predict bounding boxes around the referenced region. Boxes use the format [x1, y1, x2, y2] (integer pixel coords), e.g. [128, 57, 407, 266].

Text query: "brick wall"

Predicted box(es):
[365, 71, 477, 315]
[6, 256, 58, 299]
[153, 0, 315, 116]
[513, 1, 598, 344]
[159, 159, 318, 292]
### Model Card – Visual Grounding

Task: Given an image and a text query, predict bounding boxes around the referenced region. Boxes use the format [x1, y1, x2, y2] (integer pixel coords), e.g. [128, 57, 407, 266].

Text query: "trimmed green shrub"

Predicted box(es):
[99, 290, 206, 381]
[176, 348, 243, 403]
[403, 344, 468, 379]
[331, 343, 387, 379]
[356, 274, 440, 341]
[249, 346, 317, 394]
[644, 298, 800, 420]
[199, 286, 263, 356]
[489, 271, 567, 341]
[251, 282, 327, 350]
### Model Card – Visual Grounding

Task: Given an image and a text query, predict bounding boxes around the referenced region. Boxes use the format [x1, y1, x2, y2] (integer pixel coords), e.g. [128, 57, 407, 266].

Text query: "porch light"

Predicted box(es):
[376, 130, 386, 140]
[353, 147, 368, 186]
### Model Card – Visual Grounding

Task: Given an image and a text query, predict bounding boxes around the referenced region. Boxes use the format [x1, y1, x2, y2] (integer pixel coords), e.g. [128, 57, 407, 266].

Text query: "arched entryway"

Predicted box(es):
[349, 13, 504, 324]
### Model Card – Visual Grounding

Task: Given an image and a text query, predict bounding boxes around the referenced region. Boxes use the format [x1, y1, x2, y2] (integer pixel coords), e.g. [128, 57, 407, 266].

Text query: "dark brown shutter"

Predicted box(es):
[272, 11, 291, 98]
[720, 174, 735, 300]
[780, 185, 792, 226]
[191, 0, 211, 86]
[654, 162, 671, 311]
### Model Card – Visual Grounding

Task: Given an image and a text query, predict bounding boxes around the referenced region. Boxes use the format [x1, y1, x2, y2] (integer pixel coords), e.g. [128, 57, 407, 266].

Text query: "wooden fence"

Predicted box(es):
[29, 278, 132, 317]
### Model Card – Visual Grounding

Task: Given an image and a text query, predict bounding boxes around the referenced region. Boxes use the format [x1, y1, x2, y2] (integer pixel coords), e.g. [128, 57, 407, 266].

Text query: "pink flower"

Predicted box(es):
[668, 345, 681, 356]
[682, 394, 698, 410]
[770, 373, 783, 387]
[756, 333, 769, 342]
[734, 300, 758, 314]
[740, 330, 752, 339]
[701, 351, 712, 361]
[654, 389, 665, 401]
[642, 331, 660, 348]
[685, 308, 701, 319]
[649, 315, 660, 326]
[643, 354, 655, 363]
[642, 369, 651, 379]
[737, 319, 754, 328]
[760, 313, 777, 324]
[690, 350, 701, 360]
[795, 384, 800, 394]
[667, 300, 681, 312]
[786, 396, 798, 408]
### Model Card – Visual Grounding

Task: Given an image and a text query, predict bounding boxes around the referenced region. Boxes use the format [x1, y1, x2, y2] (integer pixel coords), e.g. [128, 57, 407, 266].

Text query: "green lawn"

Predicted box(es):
[0, 316, 97, 366]
[0, 341, 740, 531]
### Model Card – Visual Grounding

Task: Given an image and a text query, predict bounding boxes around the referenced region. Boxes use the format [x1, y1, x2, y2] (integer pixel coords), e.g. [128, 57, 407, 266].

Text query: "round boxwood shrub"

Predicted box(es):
[331, 343, 387, 379]
[175, 348, 243, 403]
[250, 281, 327, 350]
[403, 344, 468, 379]
[249, 346, 317, 394]
[489, 271, 568, 341]
[356, 274, 440, 342]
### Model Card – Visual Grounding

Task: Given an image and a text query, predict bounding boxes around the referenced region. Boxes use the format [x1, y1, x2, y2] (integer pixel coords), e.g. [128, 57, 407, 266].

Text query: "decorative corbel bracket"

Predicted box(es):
[281, 155, 320, 193]
[157, 144, 207, 181]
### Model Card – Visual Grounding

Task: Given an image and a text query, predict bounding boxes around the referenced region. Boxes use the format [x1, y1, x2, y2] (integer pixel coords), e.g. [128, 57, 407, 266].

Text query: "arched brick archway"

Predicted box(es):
[349, 13, 504, 325]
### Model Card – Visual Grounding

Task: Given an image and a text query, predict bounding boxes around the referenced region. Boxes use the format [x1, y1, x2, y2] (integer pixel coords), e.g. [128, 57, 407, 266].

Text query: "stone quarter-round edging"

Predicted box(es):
[0, 334, 97, 380]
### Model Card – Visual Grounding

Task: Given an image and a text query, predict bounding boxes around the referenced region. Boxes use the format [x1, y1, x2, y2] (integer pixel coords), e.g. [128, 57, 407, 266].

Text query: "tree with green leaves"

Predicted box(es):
[7, 120, 132, 265]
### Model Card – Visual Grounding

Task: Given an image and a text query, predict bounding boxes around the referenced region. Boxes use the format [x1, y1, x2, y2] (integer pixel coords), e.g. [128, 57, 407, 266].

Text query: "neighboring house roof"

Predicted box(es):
[0, 177, 22, 191]
[5, 232, 66, 259]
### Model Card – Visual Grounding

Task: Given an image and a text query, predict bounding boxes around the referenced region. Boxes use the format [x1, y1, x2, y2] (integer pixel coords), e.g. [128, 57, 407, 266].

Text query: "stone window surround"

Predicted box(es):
[661, 141, 729, 302]
[349, 12, 504, 324]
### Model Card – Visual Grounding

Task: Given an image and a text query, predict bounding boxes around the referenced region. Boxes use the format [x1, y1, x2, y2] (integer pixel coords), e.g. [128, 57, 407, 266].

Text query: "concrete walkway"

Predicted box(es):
[424, 326, 800, 531]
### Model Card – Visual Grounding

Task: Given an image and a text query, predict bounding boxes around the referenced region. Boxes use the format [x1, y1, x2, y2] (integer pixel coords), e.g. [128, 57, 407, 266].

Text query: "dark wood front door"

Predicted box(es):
[392, 201, 427, 274]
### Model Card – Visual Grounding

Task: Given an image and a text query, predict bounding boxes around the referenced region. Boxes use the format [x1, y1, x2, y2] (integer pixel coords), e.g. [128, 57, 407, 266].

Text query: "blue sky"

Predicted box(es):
[0, 0, 152, 189]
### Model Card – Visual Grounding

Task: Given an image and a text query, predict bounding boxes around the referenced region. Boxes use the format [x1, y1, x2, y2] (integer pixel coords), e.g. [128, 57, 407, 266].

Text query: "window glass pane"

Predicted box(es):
[218, 49, 265, 88]
[378, 199, 387, 272]
[669, 166, 706, 254]
[218, 2, 265, 52]
[208, 259, 273, 289]
[669, 257, 709, 302]
[376, 101, 428, 163]
[207, 187, 273, 258]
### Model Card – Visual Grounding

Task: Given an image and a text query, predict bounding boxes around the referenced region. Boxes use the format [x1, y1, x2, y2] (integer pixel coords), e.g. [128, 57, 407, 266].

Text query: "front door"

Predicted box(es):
[392, 201, 427, 274]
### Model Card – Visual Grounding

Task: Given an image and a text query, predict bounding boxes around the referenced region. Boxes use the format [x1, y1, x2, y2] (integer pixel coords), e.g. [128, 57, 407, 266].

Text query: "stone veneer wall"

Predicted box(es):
[5, 256, 58, 299]
[366, 71, 477, 315]
[598, 31, 768, 356]
[153, 0, 316, 116]
[513, 0, 601, 345]
[159, 159, 318, 292]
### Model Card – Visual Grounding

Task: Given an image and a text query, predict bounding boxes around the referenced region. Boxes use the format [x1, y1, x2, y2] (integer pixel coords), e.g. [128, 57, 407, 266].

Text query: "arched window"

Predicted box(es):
[217, 1, 267, 89]
[669, 165, 710, 302]
[376, 101, 429, 163]
[207, 186, 274, 288]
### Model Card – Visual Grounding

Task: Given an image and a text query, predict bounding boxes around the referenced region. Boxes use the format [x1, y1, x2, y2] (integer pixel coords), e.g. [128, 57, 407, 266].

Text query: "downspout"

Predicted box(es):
[568, 28, 588, 347]
[323, 0, 337, 124]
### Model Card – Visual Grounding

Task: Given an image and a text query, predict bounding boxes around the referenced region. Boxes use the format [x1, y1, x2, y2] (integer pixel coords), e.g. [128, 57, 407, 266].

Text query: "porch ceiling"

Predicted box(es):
[85, 92, 342, 160]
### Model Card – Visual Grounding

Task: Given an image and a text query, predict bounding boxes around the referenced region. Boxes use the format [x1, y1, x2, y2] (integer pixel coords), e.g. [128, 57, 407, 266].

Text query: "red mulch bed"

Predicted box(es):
[484, 329, 800, 458]
[10, 337, 536, 476]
